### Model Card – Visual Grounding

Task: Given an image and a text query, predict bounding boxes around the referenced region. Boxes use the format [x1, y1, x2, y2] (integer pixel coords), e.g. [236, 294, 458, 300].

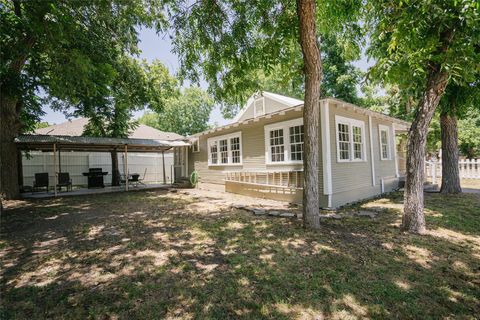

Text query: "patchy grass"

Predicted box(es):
[1, 189, 479, 319]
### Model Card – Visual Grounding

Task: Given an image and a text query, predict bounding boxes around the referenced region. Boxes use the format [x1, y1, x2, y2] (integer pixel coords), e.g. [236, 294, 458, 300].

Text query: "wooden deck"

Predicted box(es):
[21, 183, 171, 199]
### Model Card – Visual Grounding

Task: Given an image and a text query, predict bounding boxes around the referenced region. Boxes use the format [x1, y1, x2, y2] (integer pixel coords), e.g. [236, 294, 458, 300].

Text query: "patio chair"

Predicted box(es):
[57, 172, 72, 192]
[33, 172, 49, 193]
[137, 168, 147, 186]
[129, 174, 141, 187]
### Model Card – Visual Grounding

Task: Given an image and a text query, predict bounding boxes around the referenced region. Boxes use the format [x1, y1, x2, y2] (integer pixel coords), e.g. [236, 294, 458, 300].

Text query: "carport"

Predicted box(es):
[15, 134, 190, 197]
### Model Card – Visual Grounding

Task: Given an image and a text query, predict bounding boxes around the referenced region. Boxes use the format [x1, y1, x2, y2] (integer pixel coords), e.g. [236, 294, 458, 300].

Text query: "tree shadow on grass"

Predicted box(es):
[1, 190, 479, 319]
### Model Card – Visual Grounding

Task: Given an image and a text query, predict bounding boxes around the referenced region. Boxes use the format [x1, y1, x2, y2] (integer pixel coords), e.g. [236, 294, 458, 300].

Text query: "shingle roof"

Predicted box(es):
[35, 118, 185, 141]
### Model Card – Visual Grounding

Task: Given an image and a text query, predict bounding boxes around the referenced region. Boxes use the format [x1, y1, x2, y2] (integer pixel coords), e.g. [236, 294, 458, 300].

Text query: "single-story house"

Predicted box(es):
[20, 118, 188, 187]
[188, 91, 409, 208]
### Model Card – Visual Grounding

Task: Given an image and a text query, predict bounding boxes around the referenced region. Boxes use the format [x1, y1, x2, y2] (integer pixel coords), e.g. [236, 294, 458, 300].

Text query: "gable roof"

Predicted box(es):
[231, 91, 303, 123]
[35, 118, 185, 141]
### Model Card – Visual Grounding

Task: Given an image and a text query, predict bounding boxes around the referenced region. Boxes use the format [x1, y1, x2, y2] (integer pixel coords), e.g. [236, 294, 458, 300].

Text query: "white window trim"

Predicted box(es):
[264, 117, 304, 165]
[191, 138, 200, 153]
[379, 124, 391, 160]
[207, 131, 243, 166]
[335, 115, 367, 163]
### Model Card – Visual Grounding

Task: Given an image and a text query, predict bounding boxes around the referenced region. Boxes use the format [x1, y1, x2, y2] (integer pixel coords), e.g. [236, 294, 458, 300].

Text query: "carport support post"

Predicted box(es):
[124, 144, 128, 191]
[53, 143, 57, 197]
[162, 151, 166, 184]
[185, 146, 188, 178]
[58, 148, 62, 173]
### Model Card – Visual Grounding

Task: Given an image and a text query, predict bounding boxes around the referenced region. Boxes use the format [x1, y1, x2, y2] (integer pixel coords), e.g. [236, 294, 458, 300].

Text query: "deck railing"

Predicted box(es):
[224, 170, 304, 189]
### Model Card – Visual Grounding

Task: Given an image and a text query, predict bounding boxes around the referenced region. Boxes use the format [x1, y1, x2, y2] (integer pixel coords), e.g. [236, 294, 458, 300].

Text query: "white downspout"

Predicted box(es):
[320, 100, 333, 208]
[368, 116, 376, 186]
[392, 123, 399, 178]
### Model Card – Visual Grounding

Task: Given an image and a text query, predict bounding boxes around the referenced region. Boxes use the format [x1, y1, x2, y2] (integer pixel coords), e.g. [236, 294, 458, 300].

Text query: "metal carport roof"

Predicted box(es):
[15, 134, 189, 152]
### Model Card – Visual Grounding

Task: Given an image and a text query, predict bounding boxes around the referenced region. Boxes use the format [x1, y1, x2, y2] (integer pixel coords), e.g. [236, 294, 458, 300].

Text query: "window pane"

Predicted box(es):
[289, 125, 304, 161]
[210, 141, 218, 164]
[352, 125, 363, 160]
[231, 137, 241, 163]
[193, 140, 199, 152]
[380, 129, 389, 159]
[338, 123, 350, 160]
[220, 139, 228, 164]
[270, 129, 285, 162]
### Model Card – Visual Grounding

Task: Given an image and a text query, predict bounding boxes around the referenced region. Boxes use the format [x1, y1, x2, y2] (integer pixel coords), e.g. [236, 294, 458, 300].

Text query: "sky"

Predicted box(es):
[41, 28, 374, 126]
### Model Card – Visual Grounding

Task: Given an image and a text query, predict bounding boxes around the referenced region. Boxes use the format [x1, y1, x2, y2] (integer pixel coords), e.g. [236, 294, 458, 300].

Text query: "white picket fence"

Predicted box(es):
[425, 158, 480, 184]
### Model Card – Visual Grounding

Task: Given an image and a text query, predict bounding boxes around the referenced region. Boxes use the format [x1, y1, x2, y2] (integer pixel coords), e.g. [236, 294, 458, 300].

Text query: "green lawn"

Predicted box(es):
[1, 189, 479, 319]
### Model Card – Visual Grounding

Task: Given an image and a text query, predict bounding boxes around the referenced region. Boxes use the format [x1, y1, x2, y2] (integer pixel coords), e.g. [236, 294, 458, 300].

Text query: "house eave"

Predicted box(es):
[188, 97, 411, 138]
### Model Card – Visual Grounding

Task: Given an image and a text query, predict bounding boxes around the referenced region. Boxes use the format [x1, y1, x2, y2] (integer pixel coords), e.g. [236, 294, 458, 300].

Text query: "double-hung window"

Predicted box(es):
[192, 139, 200, 152]
[379, 125, 391, 160]
[209, 141, 218, 164]
[208, 132, 242, 166]
[219, 139, 228, 164]
[337, 123, 350, 160]
[230, 136, 241, 164]
[290, 125, 304, 161]
[264, 118, 304, 164]
[335, 116, 366, 162]
[270, 129, 285, 162]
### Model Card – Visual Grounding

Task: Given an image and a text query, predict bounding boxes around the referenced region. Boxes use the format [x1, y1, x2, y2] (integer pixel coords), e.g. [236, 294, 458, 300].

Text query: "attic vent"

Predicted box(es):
[254, 96, 265, 117]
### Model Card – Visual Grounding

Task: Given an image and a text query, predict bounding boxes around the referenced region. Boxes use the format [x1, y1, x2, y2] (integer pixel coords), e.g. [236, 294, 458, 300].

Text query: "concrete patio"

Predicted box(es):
[21, 183, 171, 199]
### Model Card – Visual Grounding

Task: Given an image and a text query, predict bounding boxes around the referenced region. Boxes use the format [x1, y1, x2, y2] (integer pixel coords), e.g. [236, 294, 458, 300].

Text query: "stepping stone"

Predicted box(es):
[268, 210, 281, 216]
[253, 209, 267, 215]
[279, 212, 296, 218]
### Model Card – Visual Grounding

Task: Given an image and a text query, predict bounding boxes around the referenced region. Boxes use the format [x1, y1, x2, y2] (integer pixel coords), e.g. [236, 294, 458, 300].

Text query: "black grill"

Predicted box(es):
[82, 168, 108, 188]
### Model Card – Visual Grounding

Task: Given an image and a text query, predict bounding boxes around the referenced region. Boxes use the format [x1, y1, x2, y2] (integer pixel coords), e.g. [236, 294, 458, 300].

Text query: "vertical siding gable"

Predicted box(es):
[237, 96, 298, 122]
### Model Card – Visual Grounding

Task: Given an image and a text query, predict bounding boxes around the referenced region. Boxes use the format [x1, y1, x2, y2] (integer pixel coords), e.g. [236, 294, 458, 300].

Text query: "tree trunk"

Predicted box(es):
[0, 95, 21, 199]
[110, 150, 121, 186]
[297, 0, 322, 229]
[402, 70, 449, 234]
[440, 112, 461, 194]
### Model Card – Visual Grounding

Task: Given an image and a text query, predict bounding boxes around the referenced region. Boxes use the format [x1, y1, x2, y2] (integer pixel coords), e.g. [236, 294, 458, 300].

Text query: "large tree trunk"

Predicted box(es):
[0, 95, 21, 199]
[440, 111, 461, 194]
[110, 150, 121, 186]
[0, 3, 38, 200]
[402, 70, 449, 234]
[297, 0, 322, 229]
